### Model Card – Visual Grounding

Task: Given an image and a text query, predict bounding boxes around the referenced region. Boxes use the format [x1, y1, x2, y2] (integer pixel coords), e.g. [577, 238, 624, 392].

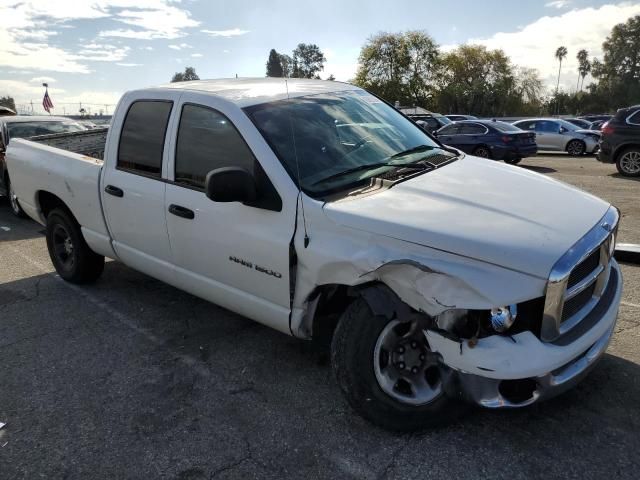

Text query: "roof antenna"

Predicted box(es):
[284, 78, 310, 248]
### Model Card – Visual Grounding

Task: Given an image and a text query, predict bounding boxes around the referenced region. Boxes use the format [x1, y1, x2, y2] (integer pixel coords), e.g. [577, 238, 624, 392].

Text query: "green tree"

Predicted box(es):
[266, 49, 284, 77]
[353, 31, 439, 106]
[0, 95, 16, 112]
[434, 45, 515, 116]
[171, 66, 200, 83]
[279, 54, 293, 77]
[291, 43, 326, 78]
[576, 49, 590, 92]
[554, 46, 568, 107]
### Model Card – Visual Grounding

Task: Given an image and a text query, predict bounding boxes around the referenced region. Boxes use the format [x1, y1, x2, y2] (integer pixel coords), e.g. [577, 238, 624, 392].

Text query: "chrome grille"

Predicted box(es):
[541, 207, 619, 342]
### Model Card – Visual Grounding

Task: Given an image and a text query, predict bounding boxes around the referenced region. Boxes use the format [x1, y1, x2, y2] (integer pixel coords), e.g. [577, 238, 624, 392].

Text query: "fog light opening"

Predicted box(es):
[498, 378, 537, 404]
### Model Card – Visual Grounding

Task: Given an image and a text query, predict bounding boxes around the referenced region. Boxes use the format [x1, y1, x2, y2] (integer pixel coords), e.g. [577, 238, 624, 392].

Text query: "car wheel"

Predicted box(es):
[331, 297, 466, 431]
[472, 146, 491, 158]
[45, 208, 105, 284]
[7, 178, 26, 218]
[616, 148, 640, 177]
[566, 139, 586, 156]
[504, 157, 522, 165]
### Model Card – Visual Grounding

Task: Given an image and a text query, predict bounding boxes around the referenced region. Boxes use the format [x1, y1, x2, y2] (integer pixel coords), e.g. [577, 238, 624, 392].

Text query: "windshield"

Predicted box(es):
[7, 121, 86, 139]
[245, 90, 452, 196]
[556, 119, 581, 131]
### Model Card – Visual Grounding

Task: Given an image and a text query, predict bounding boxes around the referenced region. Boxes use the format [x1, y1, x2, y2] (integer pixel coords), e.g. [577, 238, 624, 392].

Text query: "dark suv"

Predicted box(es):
[597, 105, 640, 177]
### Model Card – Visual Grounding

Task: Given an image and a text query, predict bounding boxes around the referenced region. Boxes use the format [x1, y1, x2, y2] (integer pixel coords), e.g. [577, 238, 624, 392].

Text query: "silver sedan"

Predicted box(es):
[512, 118, 600, 155]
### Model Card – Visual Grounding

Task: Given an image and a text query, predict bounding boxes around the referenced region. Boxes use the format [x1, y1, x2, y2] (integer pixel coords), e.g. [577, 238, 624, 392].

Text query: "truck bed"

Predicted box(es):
[6, 136, 114, 258]
[28, 127, 108, 160]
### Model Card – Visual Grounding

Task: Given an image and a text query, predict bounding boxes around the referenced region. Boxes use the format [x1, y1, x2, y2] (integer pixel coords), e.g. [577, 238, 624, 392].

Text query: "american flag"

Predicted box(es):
[42, 84, 54, 113]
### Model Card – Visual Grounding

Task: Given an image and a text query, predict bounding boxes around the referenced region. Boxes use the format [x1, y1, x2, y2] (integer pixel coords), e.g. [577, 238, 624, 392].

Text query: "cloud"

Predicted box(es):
[201, 28, 250, 37]
[30, 76, 57, 84]
[168, 43, 192, 50]
[545, 0, 572, 8]
[191, 53, 203, 58]
[467, 3, 640, 91]
[116, 63, 142, 67]
[0, 1, 199, 72]
[77, 44, 131, 62]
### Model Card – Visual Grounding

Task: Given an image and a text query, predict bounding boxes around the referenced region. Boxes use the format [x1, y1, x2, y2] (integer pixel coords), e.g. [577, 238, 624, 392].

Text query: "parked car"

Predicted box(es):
[398, 107, 453, 133]
[435, 120, 536, 164]
[564, 118, 593, 129]
[445, 114, 478, 122]
[579, 114, 613, 123]
[6, 78, 622, 431]
[597, 104, 640, 177]
[589, 120, 606, 131]
[0, 115, 86, 216]
[512, 118, 600, 155]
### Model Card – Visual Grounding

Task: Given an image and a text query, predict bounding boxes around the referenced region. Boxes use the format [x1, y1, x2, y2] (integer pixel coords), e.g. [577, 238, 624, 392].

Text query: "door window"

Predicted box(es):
[438, 124, 460, 135]
[516, 121, 536, 131]
[174, 104, 256, 190]
[117, 100, 173, 178]
[459, 123, 487, 135]
[535, 121, 558, 133]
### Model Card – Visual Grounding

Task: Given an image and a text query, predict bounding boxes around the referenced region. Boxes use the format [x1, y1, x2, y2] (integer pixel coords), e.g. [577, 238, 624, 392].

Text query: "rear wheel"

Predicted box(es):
[472, 145, 491, 158]
[616, 148, 640, 177]
[45, 208, 104, 283]
[7, 178, 26, 218]
[566, 139, 586, 156]
[504, 157, 522, 165]
[331, 297, 466, 431]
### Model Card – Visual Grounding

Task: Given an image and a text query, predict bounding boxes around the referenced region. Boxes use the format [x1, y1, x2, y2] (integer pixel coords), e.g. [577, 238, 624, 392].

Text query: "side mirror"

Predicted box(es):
[559, 126, 567, 134]
[205, 167, 257, 203]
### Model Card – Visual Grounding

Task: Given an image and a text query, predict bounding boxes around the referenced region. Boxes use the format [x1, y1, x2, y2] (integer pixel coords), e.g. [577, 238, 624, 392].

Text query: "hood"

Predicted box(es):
[323, 156, 610, 278]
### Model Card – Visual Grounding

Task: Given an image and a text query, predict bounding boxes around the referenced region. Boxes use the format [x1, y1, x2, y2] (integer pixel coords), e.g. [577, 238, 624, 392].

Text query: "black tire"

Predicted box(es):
[615, 147, 640, 177]
[504, 157, 522, 165]
[6, 178, 26, 218]
[566, 139, 586, 156]
[45, 208, 104, 283]
[472, 145, 491, 159]
[331, 297, 467, 431]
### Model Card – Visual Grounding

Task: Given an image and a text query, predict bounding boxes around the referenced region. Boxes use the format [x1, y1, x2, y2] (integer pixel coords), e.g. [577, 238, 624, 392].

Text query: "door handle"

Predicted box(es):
[104, 185, 124, 197]
[168, 204, 195, 220]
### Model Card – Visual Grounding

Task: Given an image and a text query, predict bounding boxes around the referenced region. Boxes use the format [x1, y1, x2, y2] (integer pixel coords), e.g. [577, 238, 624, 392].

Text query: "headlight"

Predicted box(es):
[489, 305, 518, 332]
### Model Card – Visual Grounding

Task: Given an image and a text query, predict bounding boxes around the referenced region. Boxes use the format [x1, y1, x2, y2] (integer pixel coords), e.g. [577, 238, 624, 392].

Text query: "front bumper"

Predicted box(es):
[425, 260, 622, 408]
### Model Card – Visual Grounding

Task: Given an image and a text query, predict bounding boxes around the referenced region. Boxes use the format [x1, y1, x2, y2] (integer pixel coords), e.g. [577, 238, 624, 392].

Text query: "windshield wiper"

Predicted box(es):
[312, 161, 431, 186]
[389, 144, 435, 159]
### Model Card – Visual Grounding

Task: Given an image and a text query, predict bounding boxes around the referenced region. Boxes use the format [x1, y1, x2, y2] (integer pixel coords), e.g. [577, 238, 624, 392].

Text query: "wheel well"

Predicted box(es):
[37, 191, 72, 220]
[309, 284, 354, 345]
[614, 144, 640, 162]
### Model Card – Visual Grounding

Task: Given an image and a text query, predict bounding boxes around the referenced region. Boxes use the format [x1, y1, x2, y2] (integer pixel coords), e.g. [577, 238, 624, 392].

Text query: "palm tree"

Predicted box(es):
[554, 46, 568, 113]
[576, 49, 589, 92]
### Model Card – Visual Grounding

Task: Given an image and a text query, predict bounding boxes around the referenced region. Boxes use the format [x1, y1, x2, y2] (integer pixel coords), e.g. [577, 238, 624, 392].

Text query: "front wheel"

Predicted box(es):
[616, 148, 640, 177]
[45, 208, 105, 283]
[331, 297, 466, 431]
[7, 179, 26, 218]
[504, 157, 522, 165]
[566, 139, 586, 156]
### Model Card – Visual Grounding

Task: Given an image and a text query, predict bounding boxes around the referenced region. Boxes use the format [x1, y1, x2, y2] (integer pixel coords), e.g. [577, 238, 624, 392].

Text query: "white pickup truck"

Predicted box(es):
[6, 79, 623, 430]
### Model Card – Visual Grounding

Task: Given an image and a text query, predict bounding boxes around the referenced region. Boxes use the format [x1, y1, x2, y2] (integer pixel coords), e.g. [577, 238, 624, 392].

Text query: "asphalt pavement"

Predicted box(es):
[1, 154, 639, 479]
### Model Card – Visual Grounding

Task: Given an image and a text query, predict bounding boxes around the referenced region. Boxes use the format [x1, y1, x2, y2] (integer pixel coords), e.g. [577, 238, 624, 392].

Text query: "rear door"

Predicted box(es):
[163, 96, 294, 333]
[101, 96, 177, 282]
[535, 120, 563, 151]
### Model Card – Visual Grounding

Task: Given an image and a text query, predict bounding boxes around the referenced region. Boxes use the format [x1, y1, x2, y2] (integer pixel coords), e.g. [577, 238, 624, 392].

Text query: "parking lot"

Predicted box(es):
[1, 154, 639, 479]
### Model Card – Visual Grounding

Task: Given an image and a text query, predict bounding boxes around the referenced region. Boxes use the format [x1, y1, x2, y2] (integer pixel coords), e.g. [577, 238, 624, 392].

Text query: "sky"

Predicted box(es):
[1, 0, 639, 115]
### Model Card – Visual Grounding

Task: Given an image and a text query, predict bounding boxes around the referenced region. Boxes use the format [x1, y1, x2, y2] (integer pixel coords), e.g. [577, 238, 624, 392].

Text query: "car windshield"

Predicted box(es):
[7, 121, 86, 139]
[436, 115, 452, 125]
[245, 90, 453, 196]
[490, 121, 522, 132]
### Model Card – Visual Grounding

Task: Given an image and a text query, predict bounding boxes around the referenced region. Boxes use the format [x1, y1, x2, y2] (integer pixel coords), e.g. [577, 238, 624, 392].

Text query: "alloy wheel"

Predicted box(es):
[373, 318, 443, 405]
[567, 140, 585, 156]
[52, 224, 75, 270]
[620, 150, 640, 175]
[8, 182, 21, 215]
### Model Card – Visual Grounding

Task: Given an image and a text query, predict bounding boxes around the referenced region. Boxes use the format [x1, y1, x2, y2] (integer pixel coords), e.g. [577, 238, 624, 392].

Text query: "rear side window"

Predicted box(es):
[459, 123, 486, 134]
[174, 104, 256, 189]
[118, 100, 173, 177]
[627, 110, 640, 125]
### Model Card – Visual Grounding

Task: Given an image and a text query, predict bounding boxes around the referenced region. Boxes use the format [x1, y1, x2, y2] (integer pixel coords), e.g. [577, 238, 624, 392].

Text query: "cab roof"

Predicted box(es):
[153, 77, 361, 107]
[1, 115, 77, 123]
